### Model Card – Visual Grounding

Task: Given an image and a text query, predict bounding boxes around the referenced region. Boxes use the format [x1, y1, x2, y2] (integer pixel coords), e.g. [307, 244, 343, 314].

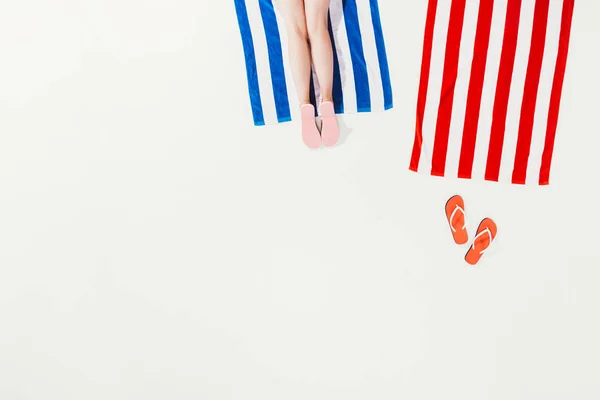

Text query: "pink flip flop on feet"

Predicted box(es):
[319, 101, 339, 147]
[300, 104, 321, 149]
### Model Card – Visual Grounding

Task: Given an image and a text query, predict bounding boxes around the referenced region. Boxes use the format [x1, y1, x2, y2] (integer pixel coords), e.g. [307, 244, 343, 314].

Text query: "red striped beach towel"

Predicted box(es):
[410, 0, 575, 185]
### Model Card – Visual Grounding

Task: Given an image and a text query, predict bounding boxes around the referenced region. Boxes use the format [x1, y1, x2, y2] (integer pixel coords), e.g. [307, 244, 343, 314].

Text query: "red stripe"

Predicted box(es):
[485, 0, 522, 182]
[511, 0, 550, 184]
[410, 0, 438, 172]
[457, 0, 495, 179]
[539, 0, 574, 185]
[431, 0, 467, 176]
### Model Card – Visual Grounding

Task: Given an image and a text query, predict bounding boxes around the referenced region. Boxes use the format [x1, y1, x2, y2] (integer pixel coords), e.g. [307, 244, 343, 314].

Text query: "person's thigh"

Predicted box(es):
[274, 0, 307, 30]
[303, 0, 330, 29]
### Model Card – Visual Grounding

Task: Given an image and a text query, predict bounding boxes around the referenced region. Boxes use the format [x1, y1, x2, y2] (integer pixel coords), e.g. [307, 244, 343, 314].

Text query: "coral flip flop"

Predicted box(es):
[445, 195, 468, 245]
[301, 104, 321, 149]
[319, 101, 339, 147]
[465, 218, 497, 266]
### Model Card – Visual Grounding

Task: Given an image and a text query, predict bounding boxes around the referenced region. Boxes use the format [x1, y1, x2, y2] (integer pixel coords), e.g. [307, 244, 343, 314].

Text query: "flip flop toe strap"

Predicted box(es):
[449, 205, 466, 233]
[472, 227, 493, 255]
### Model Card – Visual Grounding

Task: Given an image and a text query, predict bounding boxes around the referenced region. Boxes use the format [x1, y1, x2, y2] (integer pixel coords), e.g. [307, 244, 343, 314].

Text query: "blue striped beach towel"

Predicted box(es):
[234, 0, 393, 126]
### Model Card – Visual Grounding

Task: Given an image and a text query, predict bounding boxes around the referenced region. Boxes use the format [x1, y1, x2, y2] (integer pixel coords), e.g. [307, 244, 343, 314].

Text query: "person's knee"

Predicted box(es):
[287, 15, 309, 40]
[306, 14, 328, 41]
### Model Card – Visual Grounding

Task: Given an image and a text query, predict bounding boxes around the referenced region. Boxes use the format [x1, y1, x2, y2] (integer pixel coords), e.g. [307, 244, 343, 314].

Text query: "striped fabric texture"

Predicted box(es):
[234, 0, 393, 126]
[410, 0, 575, 185]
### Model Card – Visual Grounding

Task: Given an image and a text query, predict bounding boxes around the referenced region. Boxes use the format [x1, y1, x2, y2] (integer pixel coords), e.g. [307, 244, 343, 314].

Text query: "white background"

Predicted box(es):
[1, 1, 599, 399]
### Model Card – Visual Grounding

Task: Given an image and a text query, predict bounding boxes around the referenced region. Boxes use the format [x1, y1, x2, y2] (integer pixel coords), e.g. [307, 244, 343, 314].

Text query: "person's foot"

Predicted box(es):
[319, 101, 339, 147]
[301, 104, 321, 149]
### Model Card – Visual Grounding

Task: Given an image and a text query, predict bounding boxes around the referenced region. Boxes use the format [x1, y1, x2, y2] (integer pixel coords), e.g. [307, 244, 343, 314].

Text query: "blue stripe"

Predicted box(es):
[233, 0, 265, 126]
[328, 13, 344, 114]
[342, 0, 371, 111]
[369, 0, 393, 109]
[258, 0, 291, 122]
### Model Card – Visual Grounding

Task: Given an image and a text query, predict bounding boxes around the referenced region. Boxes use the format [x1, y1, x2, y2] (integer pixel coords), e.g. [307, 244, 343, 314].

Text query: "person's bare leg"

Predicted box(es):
[305, 0, 338, 146]
[275, 0, 321, 148]
[274, 0, 311, 105]
[304, 0, 333, 103]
